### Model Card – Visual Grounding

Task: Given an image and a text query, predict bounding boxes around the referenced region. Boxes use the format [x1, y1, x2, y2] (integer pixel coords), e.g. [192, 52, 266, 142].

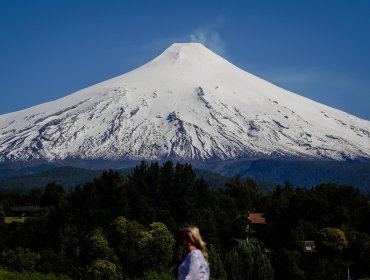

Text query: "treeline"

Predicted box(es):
[0, 161, 369, 279]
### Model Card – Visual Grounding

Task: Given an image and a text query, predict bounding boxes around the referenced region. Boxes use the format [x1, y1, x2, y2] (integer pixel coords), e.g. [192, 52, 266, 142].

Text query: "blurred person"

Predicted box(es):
[178, 226, 210, 280]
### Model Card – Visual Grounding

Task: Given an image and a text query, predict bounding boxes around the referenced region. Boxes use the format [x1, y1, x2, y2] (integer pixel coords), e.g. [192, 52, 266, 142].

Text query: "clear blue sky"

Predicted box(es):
[1, 0, 369, 120]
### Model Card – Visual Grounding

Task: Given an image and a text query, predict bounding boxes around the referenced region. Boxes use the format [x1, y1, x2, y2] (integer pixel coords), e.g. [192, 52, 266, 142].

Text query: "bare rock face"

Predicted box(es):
[0, 43, 369, 163]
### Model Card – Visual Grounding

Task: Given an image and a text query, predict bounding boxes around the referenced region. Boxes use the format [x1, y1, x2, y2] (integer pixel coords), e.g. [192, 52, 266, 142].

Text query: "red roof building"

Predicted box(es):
[247, 213, 267, 225]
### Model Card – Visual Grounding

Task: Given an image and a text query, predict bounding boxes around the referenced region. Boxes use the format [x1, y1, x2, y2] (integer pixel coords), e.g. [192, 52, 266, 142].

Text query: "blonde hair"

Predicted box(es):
[179, 226, 208, 261]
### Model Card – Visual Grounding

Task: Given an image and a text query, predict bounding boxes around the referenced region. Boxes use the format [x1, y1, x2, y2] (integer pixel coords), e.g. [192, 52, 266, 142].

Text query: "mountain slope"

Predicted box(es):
[0, 43, 369, 162]
[1, 161, 369, 193]
[216, 158, 370, 192]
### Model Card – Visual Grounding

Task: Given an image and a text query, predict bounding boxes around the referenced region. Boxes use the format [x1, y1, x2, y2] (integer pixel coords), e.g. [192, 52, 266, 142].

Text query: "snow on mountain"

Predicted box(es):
[0, 42, 369, 163]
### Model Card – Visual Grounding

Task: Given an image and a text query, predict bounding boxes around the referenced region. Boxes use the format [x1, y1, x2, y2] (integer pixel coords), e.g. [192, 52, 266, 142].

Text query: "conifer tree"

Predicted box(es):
[0, 203, 5, 219]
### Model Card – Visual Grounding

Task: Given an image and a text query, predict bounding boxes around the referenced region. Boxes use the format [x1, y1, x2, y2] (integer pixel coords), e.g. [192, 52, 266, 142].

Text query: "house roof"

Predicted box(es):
[303, 241, 316, 253]
[248, 213, 267, 224]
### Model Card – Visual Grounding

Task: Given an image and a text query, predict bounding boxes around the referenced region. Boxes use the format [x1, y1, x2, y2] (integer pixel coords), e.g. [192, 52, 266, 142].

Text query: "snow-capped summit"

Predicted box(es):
[0, 43, 369, 163]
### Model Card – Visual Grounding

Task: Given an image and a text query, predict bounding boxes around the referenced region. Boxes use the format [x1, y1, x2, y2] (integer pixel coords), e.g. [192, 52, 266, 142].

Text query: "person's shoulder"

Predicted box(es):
[190, 249, 203, 257]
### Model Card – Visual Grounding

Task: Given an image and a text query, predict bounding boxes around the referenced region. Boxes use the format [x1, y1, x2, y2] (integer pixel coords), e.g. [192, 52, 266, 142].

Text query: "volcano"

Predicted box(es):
[0, 43, 369, 164]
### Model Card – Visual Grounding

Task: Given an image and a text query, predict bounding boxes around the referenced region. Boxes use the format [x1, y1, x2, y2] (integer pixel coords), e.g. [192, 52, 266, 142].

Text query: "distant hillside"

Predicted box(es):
[216, 159, 370, 193]
[0, 164, 57, 180]
[0, 165, 229, 193]
[1, 159, 369, 194]
[0, 166, 104, 193]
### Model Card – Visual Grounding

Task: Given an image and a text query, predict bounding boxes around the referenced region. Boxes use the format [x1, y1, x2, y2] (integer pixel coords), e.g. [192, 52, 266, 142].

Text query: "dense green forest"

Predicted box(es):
[0, 161, 369, 279]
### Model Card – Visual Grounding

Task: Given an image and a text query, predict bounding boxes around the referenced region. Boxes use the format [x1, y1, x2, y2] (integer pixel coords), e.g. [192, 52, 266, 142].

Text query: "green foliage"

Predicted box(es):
[225, 247, 244, 279]
[316, 227, 348, 257]
[82, 228, 117, 265]
[0, 267, 71, 279]
[71, 170, 126, 231]
[208, 244, 226, 280]
[271, 249, 304, 280]
[0, 247, 40, 272]
[1, 161, 370, 279]
[93, 170, 127, 221]
[356, 239, 370, 279]
[139, 270, 175, 280]
[225, 243, 273, 280]
[109, 216, 145, 276]
[87, 259, 118, 280]
[109, 217, 175, 276]
[265, 182, 369, 279]
[144, 222, 175, 271]
[3, 216, 27, 223]
[226, 175, 256, 213]
[0, 203, 4, 218]
[36, 249, 79, 276]
[40, 182, 67, 208]
[304, 258, 347, 280]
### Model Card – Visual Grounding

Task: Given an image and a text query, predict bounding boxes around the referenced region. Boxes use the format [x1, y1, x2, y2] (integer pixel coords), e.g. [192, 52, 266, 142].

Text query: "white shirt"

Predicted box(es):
[178, 249, 210, 280]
